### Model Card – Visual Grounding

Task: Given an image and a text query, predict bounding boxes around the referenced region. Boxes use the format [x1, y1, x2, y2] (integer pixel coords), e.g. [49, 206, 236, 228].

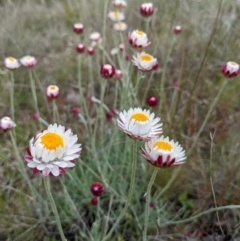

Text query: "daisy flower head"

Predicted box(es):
[46, 85, 60, 101]
[4, 57, 20, 70]
[174, 25, 182, 34]
[221, 61, 240, 78]
[141, 136, 186, 168]
[114, 22, 128, 31]
[87, 47, 94, 55]
[90, 32, 101, 42]
[90, 182, 104, 196]
[24, 124, 81, 176]
[140, 3, 154, 17]
[147, 96, 159, 107]
[73, 23, 84, 34]
[100, 64, 116, 78]
[0, 116, 16, 131]
[117, 107, 162, 141]
[76, 44, 85, 53]
[108, 11, 125, 22]
[114, 69, 123, 79]
[20, 55, 37, 68]
[112, 0, 127, 9]
[128, 30, 151, 49]
[132, 52, 158, 72]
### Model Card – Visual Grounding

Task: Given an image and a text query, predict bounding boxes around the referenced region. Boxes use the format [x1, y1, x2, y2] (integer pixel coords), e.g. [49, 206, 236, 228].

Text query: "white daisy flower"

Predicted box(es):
[128, 30, 151, 49]
[141, 136, 186, 168]
[140, 3, 154, 17]
[0, 116, 16, 131]
[90, 32, 101, 41]
[132, 52, 158, 72]
[108, 11, 125, 22]
[114, 22, 128, 31]
[24, 124, 81, 176]
[20, 55, 37, 68]
[221, 61, 240, 78]
[46, 85, 60, 101]
[4, 57, 20, 70]
[117, 107, 162, 141]
[112, 0, 127, 8]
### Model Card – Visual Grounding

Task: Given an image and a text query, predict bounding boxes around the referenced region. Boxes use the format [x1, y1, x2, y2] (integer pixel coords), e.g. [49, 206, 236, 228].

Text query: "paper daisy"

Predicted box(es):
[140, 3, 154, 17]
[128, 30, 151, 49]
[132, 52, 158, 71]
[221, 61, 240, 78]
[4, 57, 20, 70]
[108, 11, 125, 22]
[114, 22, 128, 31]
[20, 55, 37, 68]
[0, 116, 16, 131]
[117, 107, 162, 141]
[112, 0, 127, 8]
[24, 124, 81, 176]
[46, 85, 60, 101]
[141, 136, 186, 168]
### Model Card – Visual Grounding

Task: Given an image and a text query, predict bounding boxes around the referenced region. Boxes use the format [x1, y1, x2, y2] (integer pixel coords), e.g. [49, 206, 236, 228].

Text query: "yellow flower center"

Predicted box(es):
[140, 54, 153, 62]
[154, 141, 173, 151]
[40, 132, 64, 150]
[136, 30, 145, 36]
[49, 85, 57, 90]
[113, 12, 120, 17]
[130, 112, 149, 122]
[117, 22, 124, 28]
[8, 57, 15, 62]
[230, 61, 238, 66]
[25, 56, 32, 61]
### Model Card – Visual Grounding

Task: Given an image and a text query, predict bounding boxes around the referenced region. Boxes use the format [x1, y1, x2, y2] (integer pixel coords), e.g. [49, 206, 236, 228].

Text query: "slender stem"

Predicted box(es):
[187, 79, 228, 156]
[158, 37, 176, 116]
[9, 71, 15, 121]
[29, 69, 39, 113]
[44, 177, 67, 241]
[142, 71, 155, 106]
[52, 100, 59, 123]
[102, 140, 137, 241]
[143, 168, 158, 241]
[9, 131, 43, 202]
[102, 0, 109, 63]
[209, 130, 224, 236]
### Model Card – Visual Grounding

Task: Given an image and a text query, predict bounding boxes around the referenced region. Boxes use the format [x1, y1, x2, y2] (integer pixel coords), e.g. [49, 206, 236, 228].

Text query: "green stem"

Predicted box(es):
[187, 79, 228, 156]
[102, 0, 109, 63]
[142, 71, 155, 106]
[9, 131, 43, 201]
[158, 37, 176, 116]
[52, 100, 59, 123]
[44, 177, 67, 241]
[143, 168, 158, 241]
[102, 140, 137, 241]
[9, 71, 15, 121]
[29, 69, 39, 113]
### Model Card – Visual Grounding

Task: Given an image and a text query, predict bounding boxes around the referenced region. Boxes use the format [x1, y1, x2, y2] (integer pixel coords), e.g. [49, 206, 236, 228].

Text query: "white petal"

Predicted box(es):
[51, 166, 60, 176]
[27, 162, 37, 168]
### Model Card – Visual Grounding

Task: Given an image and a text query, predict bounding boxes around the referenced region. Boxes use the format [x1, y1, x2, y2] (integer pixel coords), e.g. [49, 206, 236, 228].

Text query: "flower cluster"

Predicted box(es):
[4, 56, 37, 70]
[90, 182, 104, 206]
[109, 0, 127, 32]
[117, 107, 186, 168]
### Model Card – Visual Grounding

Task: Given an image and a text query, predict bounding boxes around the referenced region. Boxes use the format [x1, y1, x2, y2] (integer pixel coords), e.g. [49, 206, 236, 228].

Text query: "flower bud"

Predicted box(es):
[100, 64, 116, 78]
[147, 96, 159, 107]
[90, 182, 104, 196]
[0, 116, 16, 131]
[46, 85, 60, 101]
